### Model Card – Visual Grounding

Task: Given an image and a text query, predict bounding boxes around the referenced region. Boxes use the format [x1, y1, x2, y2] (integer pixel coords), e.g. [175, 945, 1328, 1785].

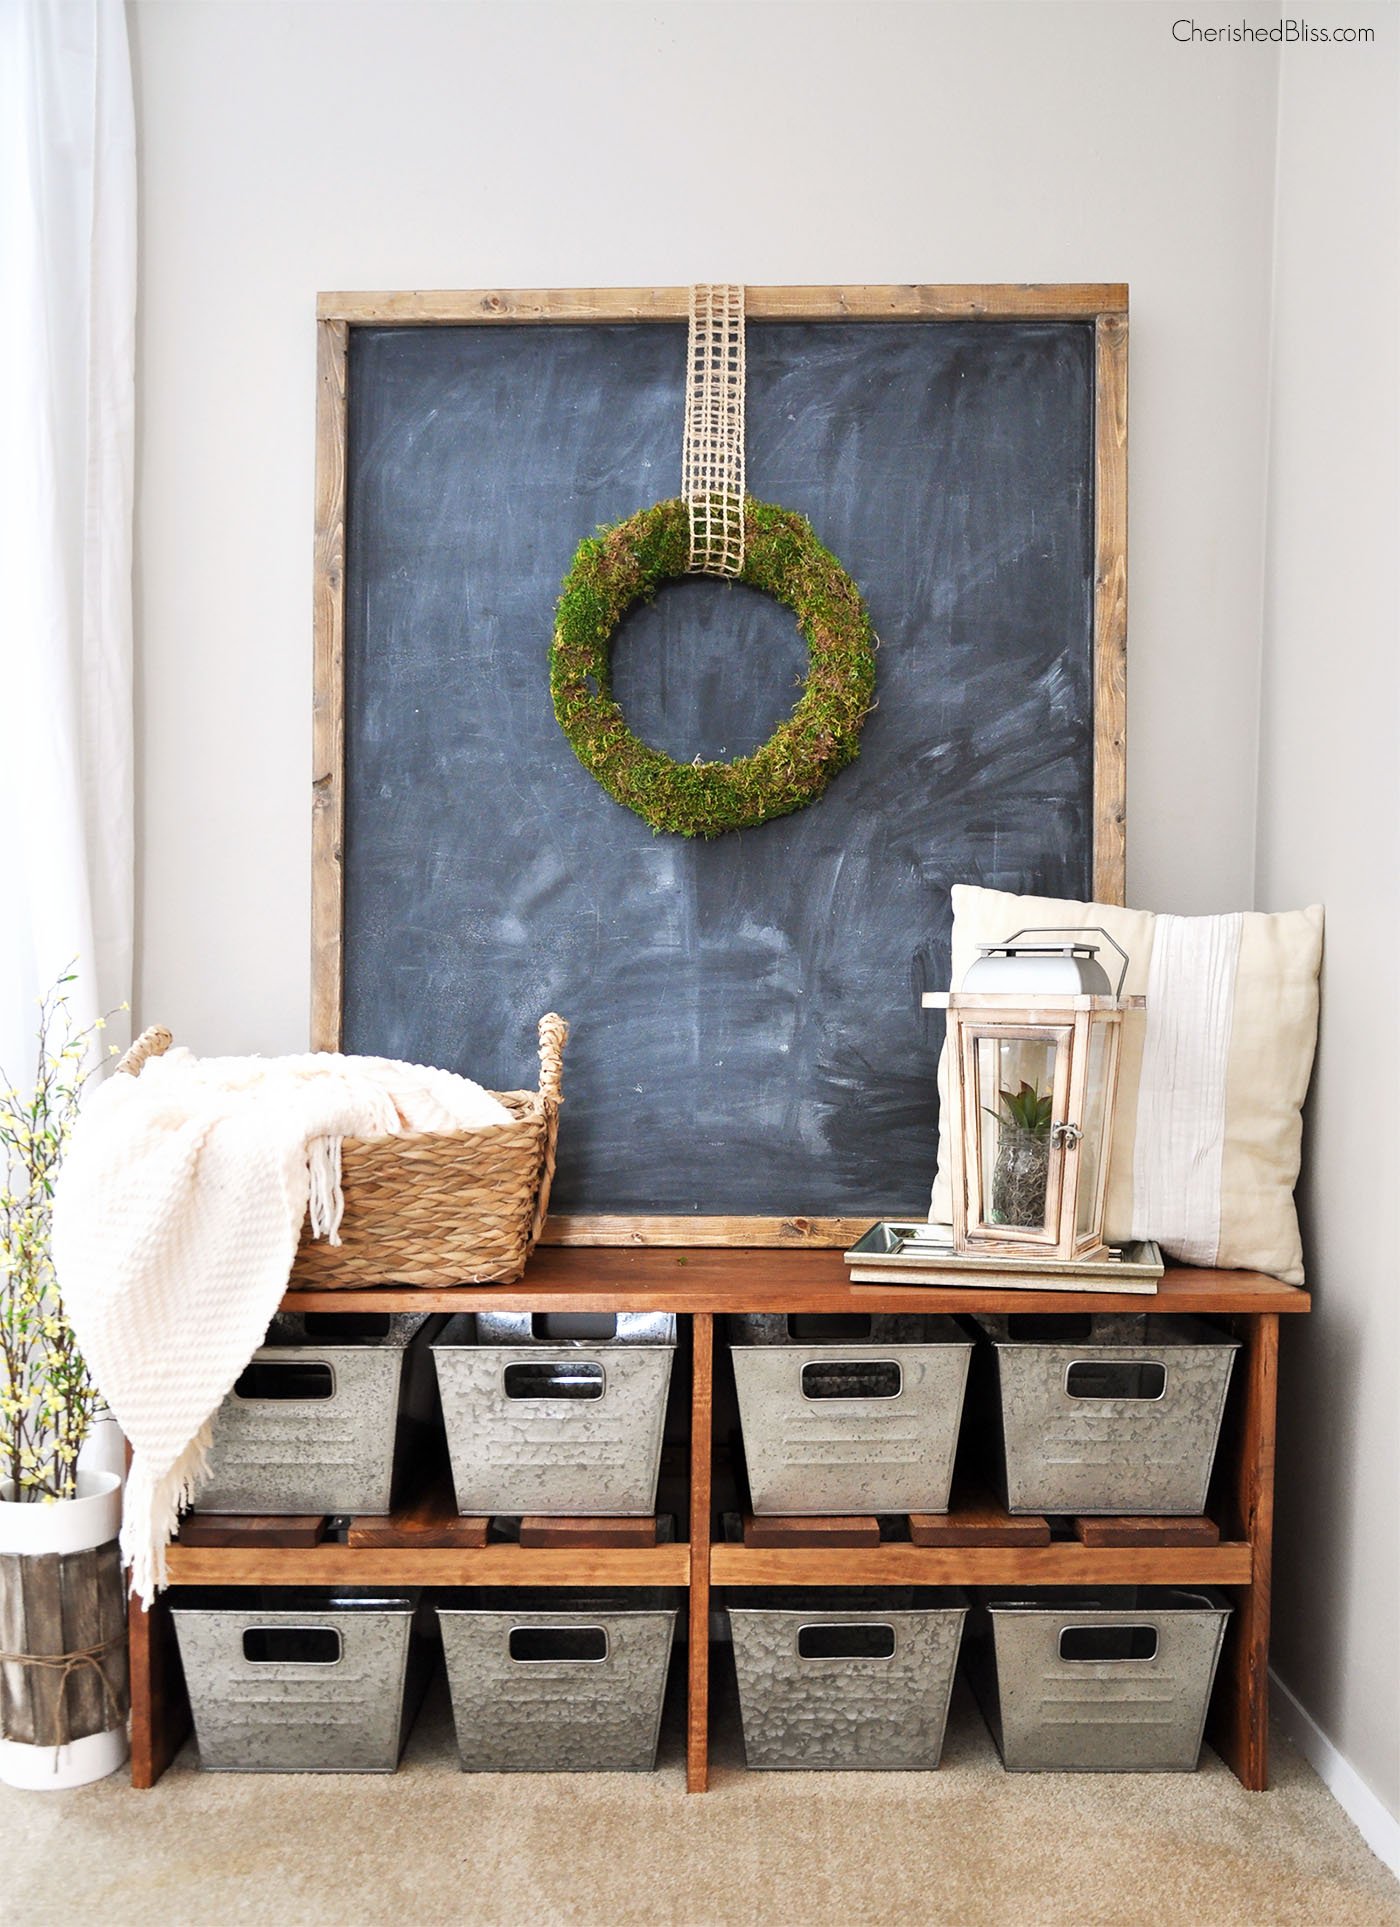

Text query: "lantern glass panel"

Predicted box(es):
[1076, 1022, 1112, 1238]
[975, 1033, 1058, 1234]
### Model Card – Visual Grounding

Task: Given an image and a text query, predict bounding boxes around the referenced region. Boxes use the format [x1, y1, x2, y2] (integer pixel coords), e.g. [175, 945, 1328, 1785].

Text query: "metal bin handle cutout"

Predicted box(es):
[1058, 1625, 1158, 1663]
[233, 1360, 335, 1402]
[800, 1359, 902, 1401]
[797, 1623, 897, 1661]
[242, 1626, 343, 1665]
[1064, 1360, 1167, 1401]
[508, 1626, 609, 1663]
[503, 1360, 605, 1401]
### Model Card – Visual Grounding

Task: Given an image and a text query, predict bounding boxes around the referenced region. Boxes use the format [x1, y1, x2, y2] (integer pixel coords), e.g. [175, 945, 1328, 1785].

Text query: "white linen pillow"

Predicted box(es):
[929, 885, 1323, 1284]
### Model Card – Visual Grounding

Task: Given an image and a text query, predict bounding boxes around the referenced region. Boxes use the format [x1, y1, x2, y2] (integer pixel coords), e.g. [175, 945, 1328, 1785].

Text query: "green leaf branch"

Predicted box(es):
[0, 971, 121, 1502]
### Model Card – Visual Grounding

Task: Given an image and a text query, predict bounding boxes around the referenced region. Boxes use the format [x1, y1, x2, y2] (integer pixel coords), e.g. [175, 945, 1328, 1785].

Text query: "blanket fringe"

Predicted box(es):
[306, 1136, 344, 1244]
[123, 1417, 215, 1606]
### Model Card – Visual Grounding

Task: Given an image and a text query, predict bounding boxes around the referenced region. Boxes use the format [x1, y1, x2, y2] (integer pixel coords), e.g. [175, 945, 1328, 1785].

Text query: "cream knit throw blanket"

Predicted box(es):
[53, 1048, 511, 1603]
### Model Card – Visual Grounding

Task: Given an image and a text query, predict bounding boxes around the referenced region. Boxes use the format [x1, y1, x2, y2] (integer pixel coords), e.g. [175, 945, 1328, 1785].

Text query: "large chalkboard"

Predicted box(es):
[320, 290, 1125, 1231]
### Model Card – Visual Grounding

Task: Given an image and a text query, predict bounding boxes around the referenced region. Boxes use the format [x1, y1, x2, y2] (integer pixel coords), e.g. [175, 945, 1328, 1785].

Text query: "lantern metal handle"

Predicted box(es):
[998, 926, 1131, 1001]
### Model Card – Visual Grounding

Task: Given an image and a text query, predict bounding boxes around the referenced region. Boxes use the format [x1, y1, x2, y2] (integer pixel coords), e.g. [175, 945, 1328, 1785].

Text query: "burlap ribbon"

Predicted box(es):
[681, 284, 746, 577]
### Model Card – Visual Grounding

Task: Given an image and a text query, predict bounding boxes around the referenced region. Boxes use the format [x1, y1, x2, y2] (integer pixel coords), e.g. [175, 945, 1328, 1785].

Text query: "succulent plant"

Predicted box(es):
[985, 1081, 1053, 1136]
[986, 1081, 1053, 1227]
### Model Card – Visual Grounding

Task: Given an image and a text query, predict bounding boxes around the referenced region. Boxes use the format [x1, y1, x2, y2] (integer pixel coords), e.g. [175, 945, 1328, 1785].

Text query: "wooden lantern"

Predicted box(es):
[924, 929, 1143, 1264]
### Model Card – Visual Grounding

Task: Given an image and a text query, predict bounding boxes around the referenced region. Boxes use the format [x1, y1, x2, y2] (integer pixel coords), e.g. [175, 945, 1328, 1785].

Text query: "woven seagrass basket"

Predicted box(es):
[115, 1015, 568, 1288]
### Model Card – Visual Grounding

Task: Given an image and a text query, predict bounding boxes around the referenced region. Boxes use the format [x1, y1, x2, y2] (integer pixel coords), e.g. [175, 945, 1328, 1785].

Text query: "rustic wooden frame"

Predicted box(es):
[312, 285, 1129, 1248]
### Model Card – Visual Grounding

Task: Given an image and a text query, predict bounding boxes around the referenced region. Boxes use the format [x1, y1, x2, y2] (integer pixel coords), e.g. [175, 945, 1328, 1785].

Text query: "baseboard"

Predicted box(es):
[1271, 1669, 1400, 1877]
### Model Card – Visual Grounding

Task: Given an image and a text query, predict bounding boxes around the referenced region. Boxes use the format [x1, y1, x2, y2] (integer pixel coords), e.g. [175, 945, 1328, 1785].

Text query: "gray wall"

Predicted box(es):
[128, 0, 1278, 1062]
[127, 0, 1396, 1821]
[1259, 20, 1400, 1822]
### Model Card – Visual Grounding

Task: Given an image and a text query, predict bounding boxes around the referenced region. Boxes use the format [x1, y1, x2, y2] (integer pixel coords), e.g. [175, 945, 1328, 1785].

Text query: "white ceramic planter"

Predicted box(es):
[77, 1414, 127, 1482]
[0, 1721, 129, 1791]
[0, 1469, 129, 1789]
[0, 1470, 123, 1554]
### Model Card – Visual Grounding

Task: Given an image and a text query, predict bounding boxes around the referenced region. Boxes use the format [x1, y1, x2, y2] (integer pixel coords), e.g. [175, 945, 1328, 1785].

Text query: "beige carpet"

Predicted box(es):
[3, 1676, 1396, 1927]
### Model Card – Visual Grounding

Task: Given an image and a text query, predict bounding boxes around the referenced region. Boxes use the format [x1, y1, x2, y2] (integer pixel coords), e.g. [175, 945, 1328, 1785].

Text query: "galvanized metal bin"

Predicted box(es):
[432, 1311, 676, 1517]
[170, 1588, 431, 1772]
[973, 1313, 1240, 1515]
[728, 1313, 972, 1515]
[728, 1589, 967, 1770]
[195, 1311, 437, 1516]
[969, 1587, 1232, 1771]
[436, 1588, 679, 1772]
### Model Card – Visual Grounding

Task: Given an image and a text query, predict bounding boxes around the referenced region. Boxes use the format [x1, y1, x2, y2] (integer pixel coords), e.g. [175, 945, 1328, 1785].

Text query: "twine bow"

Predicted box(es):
[0, 1633, 128, 1769]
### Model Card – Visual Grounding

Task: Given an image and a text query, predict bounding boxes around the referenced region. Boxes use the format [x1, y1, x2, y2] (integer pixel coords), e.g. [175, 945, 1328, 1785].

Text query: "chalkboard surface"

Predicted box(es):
[342, 318, 1096, 1217]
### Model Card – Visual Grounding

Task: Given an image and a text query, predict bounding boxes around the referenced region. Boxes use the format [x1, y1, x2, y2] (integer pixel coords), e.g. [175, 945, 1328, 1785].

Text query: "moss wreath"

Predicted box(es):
[550, 497, 877, 838]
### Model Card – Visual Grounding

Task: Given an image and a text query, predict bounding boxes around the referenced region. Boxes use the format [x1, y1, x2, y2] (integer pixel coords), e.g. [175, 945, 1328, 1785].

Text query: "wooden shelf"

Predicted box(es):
[280, 1245, 1310, 1316]
[164, 1541, 689, 1587]
[711, 1541, 1252, 1587]
[130, 1257, 1302, 1798]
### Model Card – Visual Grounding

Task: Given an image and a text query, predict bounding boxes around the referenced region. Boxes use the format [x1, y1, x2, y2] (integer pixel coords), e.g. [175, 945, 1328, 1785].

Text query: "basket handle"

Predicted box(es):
[525, 1013, 569, 1252]
[536, 1012, 568, 1104]
[115, 1025, 173, 1078]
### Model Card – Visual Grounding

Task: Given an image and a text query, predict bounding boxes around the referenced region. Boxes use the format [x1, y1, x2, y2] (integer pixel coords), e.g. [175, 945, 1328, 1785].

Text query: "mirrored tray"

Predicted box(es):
[844, 1223, 1164, 1293]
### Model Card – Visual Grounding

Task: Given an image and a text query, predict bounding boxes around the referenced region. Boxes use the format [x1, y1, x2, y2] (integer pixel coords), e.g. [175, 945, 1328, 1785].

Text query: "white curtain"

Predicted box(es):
[0, 0, 135, 1076]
